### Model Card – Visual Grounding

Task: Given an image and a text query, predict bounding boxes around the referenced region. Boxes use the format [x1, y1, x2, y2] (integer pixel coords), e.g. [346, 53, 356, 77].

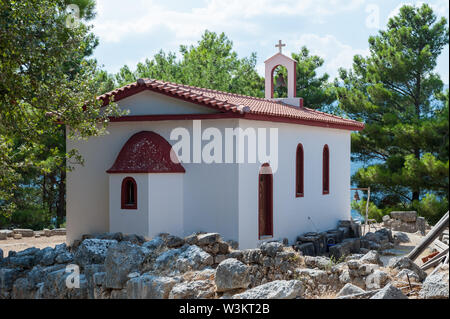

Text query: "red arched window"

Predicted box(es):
[121, 177, 137, 209]
[296, 144, 304, 197]
[323, 145, 330, 195]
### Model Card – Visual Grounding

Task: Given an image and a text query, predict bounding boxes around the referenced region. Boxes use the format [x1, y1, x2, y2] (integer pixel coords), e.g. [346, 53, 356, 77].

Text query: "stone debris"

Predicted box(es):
[359, 250, 383, 265]
[215, 258, 250, 292]
[384, 211, 426, 235]
[232, 280, 304, 299]
[393, 232, 410, 243]
[127, 274, 179, 299]
[370, 283, 408, 299]
[419, 265, 449, 299]
[74, 239, 118, 268]
[0, 220, 439, 300]
[336, 283, 366, 297]
[13, 229, 34, 237]
[388, 256, 427, 282]
[365, 270, 390, 290]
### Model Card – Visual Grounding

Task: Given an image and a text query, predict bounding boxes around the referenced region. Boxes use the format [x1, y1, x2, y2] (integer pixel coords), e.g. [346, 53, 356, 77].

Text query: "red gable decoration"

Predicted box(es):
[106, 131, 185, 174]
[99, 79, 365, 131]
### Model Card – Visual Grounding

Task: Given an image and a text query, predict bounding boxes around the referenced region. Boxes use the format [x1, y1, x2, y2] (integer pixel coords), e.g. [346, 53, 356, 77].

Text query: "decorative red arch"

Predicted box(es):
[107, 131, 185, 174]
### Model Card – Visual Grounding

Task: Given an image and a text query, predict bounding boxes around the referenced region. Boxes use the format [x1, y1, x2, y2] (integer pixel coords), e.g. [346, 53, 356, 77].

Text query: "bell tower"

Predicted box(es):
[265, 40, 303, 108]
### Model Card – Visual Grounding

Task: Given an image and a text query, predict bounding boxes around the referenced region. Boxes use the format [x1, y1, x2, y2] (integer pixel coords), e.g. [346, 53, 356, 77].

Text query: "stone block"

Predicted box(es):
[342, 238, 361, 253]
[416, 217, 426, 236]
[297, 232, 326, 255]
[329, 241, 352, 260]
[339, 227, 350, 239]
[296, 242, 315, 256]
[43, 229, 52, 237]
[349, 222, 361, 238]
[390, 211, 417, 222]
[0, 229, 13, 237]
[13, 229, 34, 237]
[327, 229, 343, 243]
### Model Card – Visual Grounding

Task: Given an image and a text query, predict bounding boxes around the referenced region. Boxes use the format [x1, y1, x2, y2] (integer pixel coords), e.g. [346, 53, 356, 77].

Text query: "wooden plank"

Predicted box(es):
[428, 254, 448, 277]
[433, 239, 449, 252]
[421, 247, 449, 269]
[408, 211, 449, 261]
[421, 252, 448, 271]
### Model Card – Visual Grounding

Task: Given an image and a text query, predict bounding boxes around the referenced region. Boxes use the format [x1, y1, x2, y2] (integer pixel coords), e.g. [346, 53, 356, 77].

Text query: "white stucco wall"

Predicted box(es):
[118, 90, 219, 115]
[148, 173, 184, 237]
[67, 90, 352, 248]
[109, 173, 149, 237]
[237, 119, 351, 249]
[66, 91, 239, 244]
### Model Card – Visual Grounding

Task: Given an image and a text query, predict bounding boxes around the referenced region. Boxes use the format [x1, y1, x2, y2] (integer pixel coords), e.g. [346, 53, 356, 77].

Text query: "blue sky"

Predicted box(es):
[90, 0, 449, 84]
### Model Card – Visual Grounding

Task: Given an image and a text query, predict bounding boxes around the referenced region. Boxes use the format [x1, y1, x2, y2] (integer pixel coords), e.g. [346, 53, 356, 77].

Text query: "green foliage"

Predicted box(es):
[274, 46, 337, 112]
[0, 208, 53, 230]
[0, 0, 123, 140]
[0, 136, 18, 216]
[336, 4, 449, 210]
[0, 0, 124, 223]
[111, 31, 265, 97]
[353, 194, 448, 225]
[351, 199, 385, 222]
[412, 193, 449, 225]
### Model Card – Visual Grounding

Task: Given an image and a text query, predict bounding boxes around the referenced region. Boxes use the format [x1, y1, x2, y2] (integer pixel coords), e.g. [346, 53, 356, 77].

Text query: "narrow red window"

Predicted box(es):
[121, 177, 137, 209]
[323, 145, 330, 195]
[296, 144, 304, 197]
[258, 163, 273, 239]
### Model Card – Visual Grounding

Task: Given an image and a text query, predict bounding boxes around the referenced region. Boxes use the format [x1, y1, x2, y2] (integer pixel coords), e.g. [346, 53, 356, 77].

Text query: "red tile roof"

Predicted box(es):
[99, 78, 364, 131]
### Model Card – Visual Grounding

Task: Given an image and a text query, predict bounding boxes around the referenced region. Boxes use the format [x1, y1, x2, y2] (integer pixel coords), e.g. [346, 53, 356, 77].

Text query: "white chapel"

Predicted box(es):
[66, 42, 364, 249]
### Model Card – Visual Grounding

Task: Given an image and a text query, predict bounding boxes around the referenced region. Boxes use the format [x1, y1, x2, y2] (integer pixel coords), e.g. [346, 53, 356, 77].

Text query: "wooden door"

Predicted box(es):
[258, 165, 273, 238]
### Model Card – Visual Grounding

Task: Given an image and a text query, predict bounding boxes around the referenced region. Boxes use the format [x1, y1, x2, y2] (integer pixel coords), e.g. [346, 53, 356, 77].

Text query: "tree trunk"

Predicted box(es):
[56, 170, 65, 227]
[55, 126, 66, 227]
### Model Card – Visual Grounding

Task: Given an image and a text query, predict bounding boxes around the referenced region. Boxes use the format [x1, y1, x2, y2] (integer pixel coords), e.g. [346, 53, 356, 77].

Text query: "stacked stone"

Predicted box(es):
[293, 220, 362, 258]
[383, 211, 426, 235]
[360, 228, 395, 253]
[224, 241, 300, 289]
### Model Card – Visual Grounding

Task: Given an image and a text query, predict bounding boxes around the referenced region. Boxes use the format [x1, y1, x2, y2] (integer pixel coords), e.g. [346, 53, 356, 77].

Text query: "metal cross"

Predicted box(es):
[275, 40, 285, 53]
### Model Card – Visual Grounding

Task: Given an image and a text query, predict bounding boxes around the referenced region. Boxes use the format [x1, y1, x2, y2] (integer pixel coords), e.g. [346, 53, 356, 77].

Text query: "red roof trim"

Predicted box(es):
[109, 113, 243, 122]
[99, 79, 365, 131]
[107, 131, 185, 174]
[242, 113, 363, 131]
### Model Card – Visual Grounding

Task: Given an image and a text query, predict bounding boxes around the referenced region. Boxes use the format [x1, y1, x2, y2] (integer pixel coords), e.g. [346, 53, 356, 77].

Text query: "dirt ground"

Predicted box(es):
[0, 235, 66, 257]
[362, 223, 433, 268]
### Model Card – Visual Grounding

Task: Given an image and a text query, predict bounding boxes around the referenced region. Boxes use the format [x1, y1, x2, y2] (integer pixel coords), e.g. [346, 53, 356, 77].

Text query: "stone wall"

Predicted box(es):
[382, 211, 426, 235]
[2, 226, 446, 299]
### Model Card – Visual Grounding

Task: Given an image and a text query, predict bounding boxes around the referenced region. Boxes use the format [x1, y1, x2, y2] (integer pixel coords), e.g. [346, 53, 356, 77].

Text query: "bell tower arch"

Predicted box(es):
[264, 40, 303, 108]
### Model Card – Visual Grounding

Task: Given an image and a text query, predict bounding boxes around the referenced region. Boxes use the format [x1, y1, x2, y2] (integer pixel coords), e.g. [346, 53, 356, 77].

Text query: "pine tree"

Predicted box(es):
[335, 4, 449, 221]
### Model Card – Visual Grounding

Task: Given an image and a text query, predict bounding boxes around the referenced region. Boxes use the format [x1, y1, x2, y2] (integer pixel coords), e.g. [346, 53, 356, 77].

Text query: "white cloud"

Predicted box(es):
[387, 0, 449, 22]
[286, 34, 369, 79]
[93, 0, 366, 44]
